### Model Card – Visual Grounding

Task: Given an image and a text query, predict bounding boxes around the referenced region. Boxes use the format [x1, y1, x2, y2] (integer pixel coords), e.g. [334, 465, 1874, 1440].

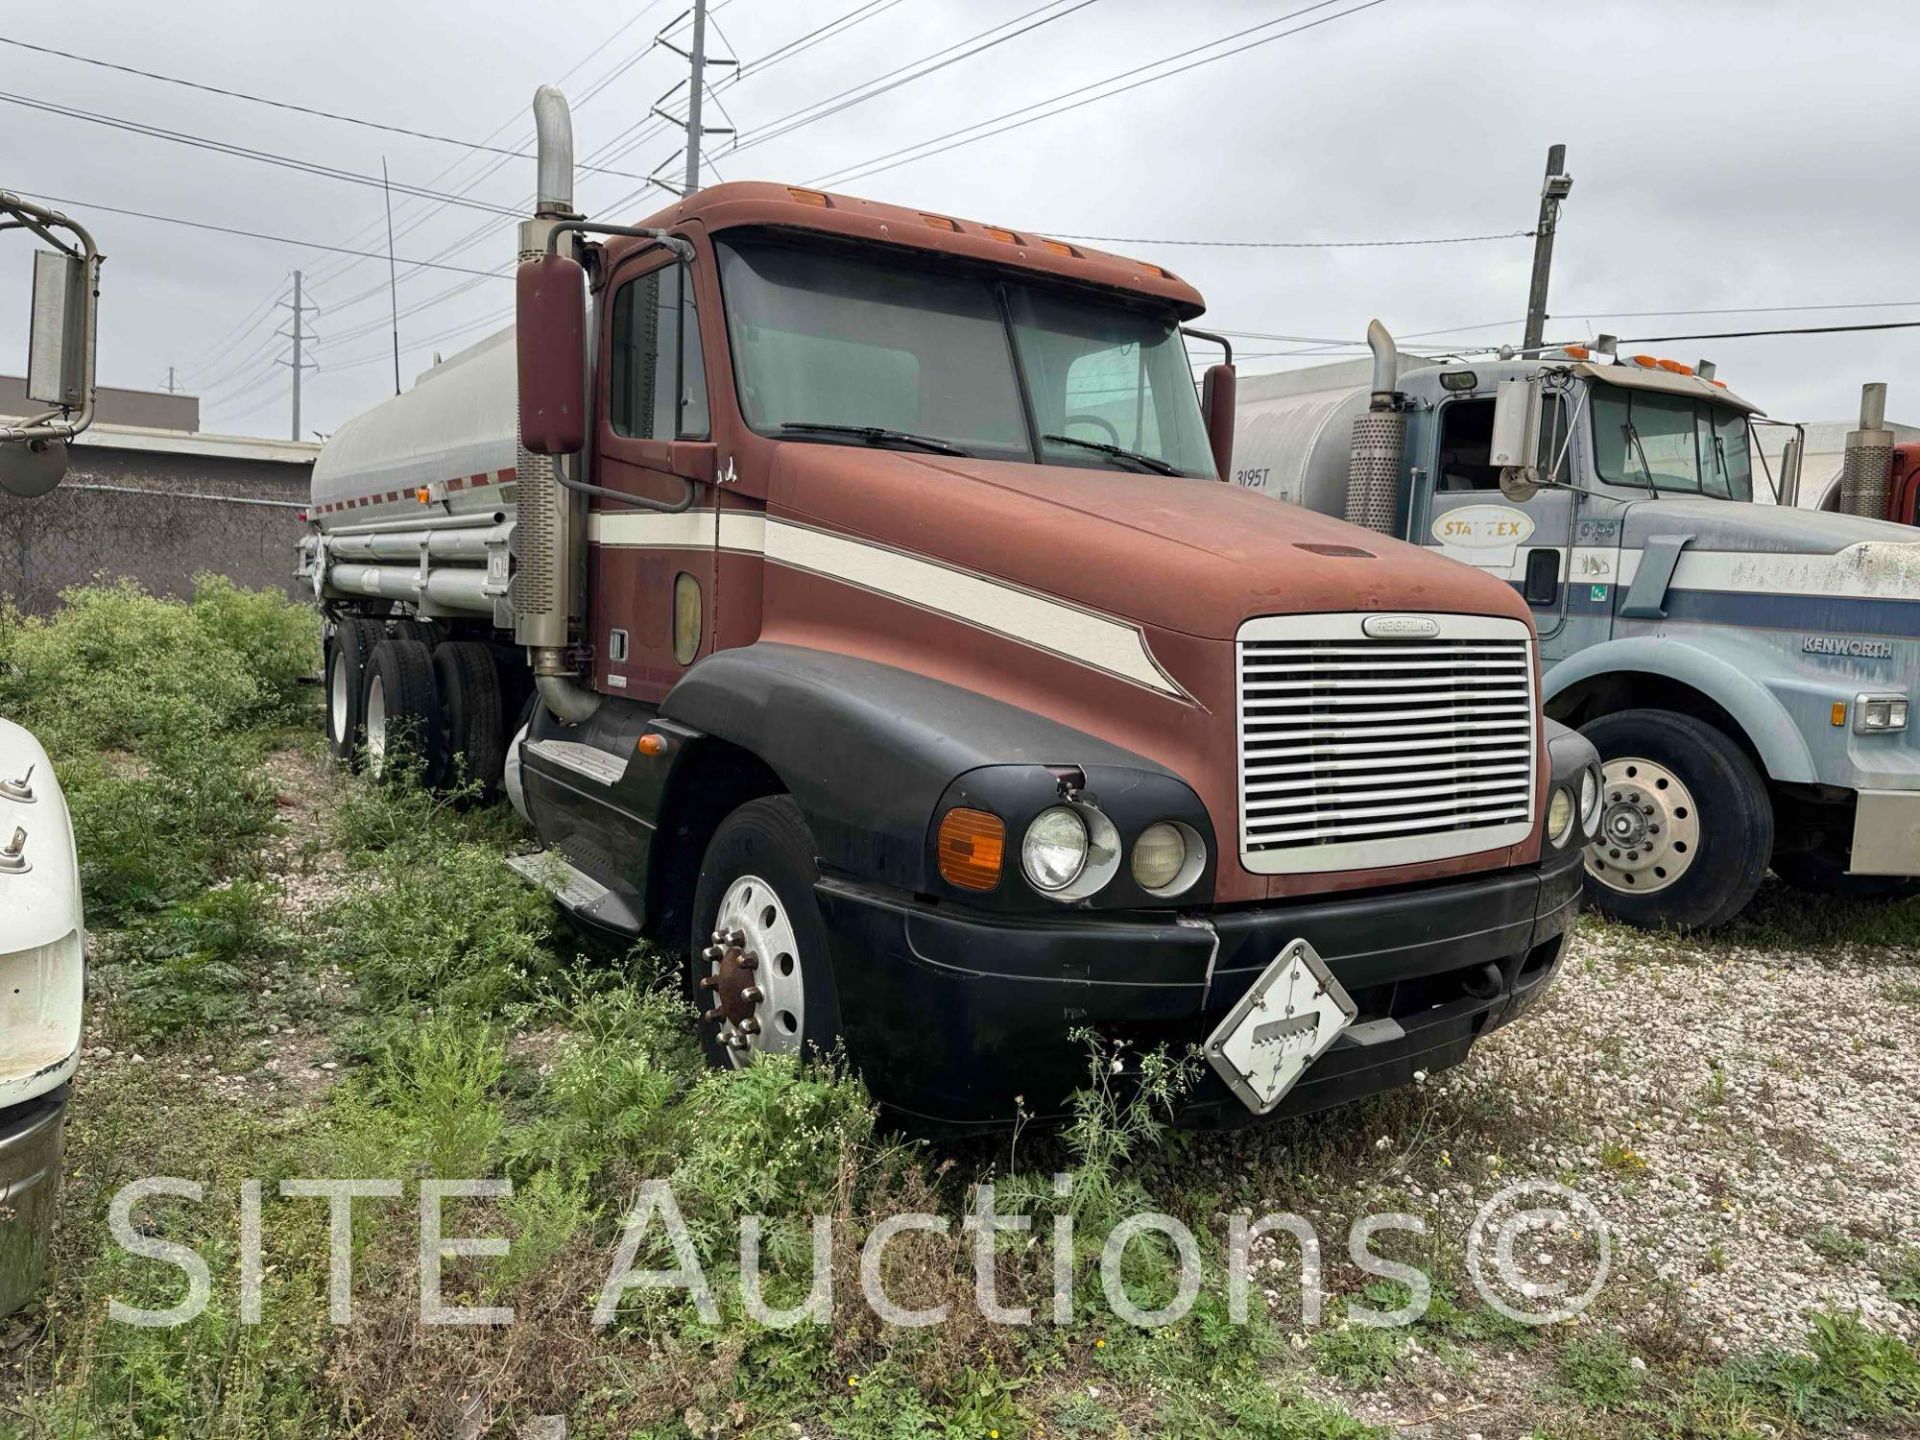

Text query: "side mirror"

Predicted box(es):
[1779, 433, 1803, 510]
[1200, 362, 1236, 480]
[1489, 378, 1542, 500]
[28, 251, 88, 411]
[516, 254, 587, 455]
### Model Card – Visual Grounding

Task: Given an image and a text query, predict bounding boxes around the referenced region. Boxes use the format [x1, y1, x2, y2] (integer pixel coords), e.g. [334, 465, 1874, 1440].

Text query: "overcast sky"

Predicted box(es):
[4, 0, 1916, 440]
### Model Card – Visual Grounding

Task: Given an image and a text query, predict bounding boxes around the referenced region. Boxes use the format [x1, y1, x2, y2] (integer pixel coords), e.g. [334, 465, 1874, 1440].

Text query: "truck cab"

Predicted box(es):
[1235, 335, 1920, 928]
[302, 91, 1599, 1129]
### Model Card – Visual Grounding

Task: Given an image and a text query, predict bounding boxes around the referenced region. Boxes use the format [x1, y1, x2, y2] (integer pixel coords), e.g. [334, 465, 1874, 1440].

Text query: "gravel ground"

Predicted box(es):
[1475, 912, 1920, 1351]
[1279, 895, 1920, 1434]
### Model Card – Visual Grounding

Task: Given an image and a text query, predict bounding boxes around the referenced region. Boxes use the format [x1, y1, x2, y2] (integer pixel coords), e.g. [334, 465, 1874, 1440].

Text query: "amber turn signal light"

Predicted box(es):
[937, 807, 1005, 891]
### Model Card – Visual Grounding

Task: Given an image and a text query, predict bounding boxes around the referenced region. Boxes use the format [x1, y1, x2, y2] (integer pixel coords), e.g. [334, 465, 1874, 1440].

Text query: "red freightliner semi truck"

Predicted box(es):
[298, 89, 1600, 1129]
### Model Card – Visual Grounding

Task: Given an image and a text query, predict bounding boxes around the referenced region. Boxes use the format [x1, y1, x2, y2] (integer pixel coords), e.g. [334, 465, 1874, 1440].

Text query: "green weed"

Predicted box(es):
[1554, 1330, 1645, 1410]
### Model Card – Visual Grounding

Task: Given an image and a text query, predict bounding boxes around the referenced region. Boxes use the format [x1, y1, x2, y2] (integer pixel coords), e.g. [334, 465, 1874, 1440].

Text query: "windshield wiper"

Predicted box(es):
[1042, 433, 1180, 476]
[1621, 420, 1660, 500]
[778, 422, 970, 457]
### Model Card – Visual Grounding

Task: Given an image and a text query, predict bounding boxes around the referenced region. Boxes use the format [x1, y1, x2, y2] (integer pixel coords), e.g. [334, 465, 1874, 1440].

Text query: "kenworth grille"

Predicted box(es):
[1235, 614, 1538, 874]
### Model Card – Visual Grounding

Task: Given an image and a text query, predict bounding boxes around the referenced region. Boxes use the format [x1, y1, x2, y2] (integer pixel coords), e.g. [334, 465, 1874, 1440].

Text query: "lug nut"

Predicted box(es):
[741, 986, 763, 1004]
[737, 954, 758, 971]
[702, 1007, 722, 1023]
[698, 976, 719, 991]
[739, 1018, 760, 1036]
[701, 944, 724, 962]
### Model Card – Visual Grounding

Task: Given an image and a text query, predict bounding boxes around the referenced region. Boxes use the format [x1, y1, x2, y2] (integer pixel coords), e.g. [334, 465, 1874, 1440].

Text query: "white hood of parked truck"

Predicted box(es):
[0, 719, 85, 1107]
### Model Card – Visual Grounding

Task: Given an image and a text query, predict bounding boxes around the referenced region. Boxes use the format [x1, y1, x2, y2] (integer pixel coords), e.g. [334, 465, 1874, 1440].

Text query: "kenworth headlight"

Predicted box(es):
[1579, 764, 1601, 836]
[1131, 820, 1206, 897]
[1855, 694, 1910, 734]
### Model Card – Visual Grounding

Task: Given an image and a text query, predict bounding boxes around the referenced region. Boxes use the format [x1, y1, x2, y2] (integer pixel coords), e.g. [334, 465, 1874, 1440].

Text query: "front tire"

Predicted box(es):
[1579, 708, 1772, 931]
[688, 797, 842, 1070]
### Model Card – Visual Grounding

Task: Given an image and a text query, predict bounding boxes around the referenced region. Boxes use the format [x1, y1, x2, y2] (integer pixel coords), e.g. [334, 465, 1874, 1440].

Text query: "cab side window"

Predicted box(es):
[610, 264, 708, 439]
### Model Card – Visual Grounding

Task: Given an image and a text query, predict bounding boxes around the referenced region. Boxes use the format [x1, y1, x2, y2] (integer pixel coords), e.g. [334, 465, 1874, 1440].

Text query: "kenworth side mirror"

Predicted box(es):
[1490, 378, 1543, 501]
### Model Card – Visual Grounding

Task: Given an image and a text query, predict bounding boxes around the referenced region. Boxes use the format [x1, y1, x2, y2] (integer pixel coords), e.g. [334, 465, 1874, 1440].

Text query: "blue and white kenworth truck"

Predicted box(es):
[1234, 325, 1920, 929]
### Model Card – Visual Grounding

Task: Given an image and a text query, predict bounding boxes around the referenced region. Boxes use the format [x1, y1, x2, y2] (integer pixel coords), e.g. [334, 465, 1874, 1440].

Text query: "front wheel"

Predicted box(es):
[1579, 708, 1772, 931]
[689, 797, 843, 1070]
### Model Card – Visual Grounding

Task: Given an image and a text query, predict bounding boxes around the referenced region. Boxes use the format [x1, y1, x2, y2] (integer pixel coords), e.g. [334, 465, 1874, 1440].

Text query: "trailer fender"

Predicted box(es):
[660, 642, 1180, 893]
[1543, 636, 1816, 784]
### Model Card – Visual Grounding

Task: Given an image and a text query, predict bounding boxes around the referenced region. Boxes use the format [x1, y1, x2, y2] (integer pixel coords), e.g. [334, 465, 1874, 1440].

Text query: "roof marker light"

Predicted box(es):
[1562, 344, 1591, 359]
[786, 187, 831, 207]
[982, 225, 1021, 244]
[920, 213, 959, 232]
[1656, 359, 1694, 376]
[1631, 354, 1659, 368]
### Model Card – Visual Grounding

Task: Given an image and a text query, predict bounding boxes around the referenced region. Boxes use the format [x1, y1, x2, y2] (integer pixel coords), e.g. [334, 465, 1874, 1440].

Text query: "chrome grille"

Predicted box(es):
[1236, 615, 1537, 874]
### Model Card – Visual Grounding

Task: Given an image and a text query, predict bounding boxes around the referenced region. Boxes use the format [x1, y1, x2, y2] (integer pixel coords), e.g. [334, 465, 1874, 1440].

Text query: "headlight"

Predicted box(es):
[1022, 806, 1089, 892]
[1131, 820, 1205, 897]
[1579, 765, 1601, 833]
[1855, 694, 1910, 733]
[1547, 786, 1576, 847]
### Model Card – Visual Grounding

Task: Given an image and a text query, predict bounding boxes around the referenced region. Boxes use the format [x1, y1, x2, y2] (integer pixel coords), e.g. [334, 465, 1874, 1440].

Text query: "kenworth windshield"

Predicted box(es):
[714, 236, 1217, 478]
[1591, 387, 1754, 501]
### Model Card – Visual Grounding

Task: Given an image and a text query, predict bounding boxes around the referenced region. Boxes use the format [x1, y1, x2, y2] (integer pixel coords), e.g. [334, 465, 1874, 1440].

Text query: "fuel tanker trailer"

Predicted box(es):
[298, 88, 1599, 1128]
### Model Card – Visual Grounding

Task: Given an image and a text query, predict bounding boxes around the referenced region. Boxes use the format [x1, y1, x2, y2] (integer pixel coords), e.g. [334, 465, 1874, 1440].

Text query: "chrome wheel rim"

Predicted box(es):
[702, 873, 805, 1067]
[1584, 756, 1700, 896]
[365, 673, 388, 776]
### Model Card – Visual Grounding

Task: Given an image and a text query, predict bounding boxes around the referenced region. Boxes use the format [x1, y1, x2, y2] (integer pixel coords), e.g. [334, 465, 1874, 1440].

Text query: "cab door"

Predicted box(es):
[589, 254, 717, 704]
[1417, 392, 1585, 661]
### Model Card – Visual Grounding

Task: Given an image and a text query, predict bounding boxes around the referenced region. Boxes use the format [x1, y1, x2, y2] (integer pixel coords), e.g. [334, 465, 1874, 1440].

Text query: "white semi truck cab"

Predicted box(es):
[1234, 327, 1920, 929]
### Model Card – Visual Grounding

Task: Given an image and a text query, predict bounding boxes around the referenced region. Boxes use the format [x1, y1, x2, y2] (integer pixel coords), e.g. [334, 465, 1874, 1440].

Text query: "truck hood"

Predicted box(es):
[770, 445, 1530, 640]
[0, 718, 84, 952]
[1619, 496, 1920, 555]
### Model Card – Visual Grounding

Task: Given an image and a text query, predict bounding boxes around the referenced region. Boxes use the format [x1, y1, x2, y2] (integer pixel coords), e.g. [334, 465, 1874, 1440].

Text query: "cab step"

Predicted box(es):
[524, 738, 628, 787]
[505, 849, 641, 935]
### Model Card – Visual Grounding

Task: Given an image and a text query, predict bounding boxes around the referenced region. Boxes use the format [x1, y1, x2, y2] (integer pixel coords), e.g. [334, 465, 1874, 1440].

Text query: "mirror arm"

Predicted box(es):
[2, 192, 101, 445]
[1181, 326, 1233, 365]
[544, 220, 693, 264]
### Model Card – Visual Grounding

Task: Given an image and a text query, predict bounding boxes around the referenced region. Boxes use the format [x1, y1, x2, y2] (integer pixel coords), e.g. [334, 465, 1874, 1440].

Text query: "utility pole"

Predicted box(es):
[382, 158, 401, 396]
[683, 0, 707, 194]
[276, 271, 320, 441]
[652, 0, 736, 196]
[1522, 144, 1573, 356]
[164, 365, 175, 394]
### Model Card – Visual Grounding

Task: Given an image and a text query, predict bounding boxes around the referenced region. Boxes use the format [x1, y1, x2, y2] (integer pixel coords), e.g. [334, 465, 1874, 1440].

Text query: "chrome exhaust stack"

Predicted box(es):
[1344, 320, 1405, 534]
[514, 86, 600, 725]
[1840, 381, 1893, 520]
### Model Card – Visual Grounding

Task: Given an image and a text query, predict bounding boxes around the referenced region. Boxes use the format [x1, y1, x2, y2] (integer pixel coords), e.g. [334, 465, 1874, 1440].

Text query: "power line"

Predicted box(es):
[12, 192, 513, 278]
[810, 0, 1392, 189]
[726, 0, 1101, 159]
[1614, 319, 1920, 345]
[1050, 228, 1533, 249]
[0, 36, 657, 179]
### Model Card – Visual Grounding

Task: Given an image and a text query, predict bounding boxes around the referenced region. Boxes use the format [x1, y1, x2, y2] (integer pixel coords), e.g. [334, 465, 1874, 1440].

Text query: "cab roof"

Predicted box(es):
[622, 180, 1207, 319]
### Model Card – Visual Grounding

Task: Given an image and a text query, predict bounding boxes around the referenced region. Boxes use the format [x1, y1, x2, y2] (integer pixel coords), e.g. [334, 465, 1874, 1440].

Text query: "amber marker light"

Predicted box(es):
[938, 808, 1005, 891]
[1832, 702, 1848, 727]
[637, 733, 668, 757]
[786, 187, 831, 207]
[417, 488, 432, 504]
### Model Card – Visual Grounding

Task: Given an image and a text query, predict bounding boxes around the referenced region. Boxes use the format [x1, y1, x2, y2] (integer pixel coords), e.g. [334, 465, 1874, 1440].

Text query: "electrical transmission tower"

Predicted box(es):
[276, 270, 321, 440]
[651, 0, 738, 195]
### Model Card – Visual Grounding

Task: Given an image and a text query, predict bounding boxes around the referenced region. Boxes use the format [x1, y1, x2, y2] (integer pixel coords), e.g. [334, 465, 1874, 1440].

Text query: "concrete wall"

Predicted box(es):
[0, 375, 199, 432]
[0, 446, 310, 614]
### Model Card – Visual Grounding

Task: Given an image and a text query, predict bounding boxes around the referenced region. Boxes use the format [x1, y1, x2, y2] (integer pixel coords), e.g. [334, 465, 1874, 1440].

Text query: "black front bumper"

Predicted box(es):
[818, 847, 1583, 1129]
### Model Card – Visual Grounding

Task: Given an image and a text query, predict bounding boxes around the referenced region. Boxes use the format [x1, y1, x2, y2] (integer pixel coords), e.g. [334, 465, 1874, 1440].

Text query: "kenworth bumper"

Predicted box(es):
[818, 845, 1584, 1129]
[0, 1088, 67, 1316]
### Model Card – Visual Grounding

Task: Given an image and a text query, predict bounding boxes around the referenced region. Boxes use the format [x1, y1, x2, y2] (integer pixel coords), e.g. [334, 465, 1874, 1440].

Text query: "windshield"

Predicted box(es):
[1591, 386, 1753, 501]
[715, 236, 1216, 477]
